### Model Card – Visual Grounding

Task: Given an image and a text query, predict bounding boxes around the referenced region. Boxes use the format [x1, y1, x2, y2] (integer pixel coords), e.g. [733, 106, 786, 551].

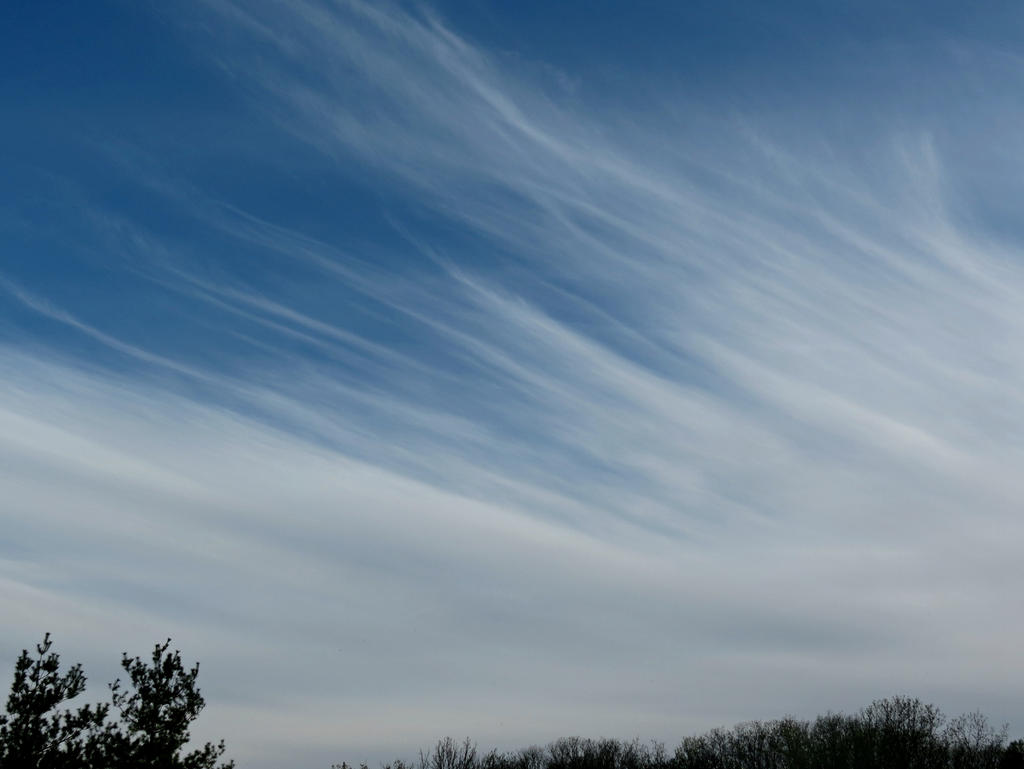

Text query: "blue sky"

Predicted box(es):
[4, 1, 1024, 767]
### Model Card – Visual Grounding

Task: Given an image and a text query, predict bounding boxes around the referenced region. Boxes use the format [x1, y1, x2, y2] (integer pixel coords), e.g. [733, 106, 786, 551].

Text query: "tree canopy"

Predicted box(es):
[339, 699, 1023, 769]
[0, 634, 232, 769]
[4, 635, 1020, 769]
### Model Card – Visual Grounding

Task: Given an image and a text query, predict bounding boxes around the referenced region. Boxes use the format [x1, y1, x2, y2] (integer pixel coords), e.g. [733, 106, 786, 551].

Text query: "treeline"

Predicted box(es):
[5, 635, 1022, 769]
[340, 698, 1024, 769]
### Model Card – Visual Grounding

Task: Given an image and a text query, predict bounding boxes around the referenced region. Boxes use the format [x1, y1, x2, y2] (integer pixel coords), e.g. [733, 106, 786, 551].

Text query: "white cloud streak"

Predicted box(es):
[4, 1, 1024, 767]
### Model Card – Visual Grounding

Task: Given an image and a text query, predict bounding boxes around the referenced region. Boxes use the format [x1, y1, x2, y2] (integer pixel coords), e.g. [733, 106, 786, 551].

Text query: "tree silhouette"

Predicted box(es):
[360, 699, 1022, 769]
[106, 639, 233, 769]
[0, 633, 109, 769]
[0, 634, 232, 769]
[1000, 740, 1024, 769]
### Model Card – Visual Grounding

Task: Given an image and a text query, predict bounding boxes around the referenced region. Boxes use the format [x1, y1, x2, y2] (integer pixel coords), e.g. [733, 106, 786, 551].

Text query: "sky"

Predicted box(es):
[3, 0, 1024, 766]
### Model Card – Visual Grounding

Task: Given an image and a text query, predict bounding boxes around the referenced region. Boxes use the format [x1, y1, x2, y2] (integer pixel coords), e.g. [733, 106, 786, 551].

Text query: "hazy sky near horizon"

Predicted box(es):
[4, 1, 1024, 766]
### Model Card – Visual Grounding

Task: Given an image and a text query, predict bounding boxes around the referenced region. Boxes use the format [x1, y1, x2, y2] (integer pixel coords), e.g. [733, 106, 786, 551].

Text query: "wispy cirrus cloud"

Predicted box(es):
[3, 1, 1024, 767]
